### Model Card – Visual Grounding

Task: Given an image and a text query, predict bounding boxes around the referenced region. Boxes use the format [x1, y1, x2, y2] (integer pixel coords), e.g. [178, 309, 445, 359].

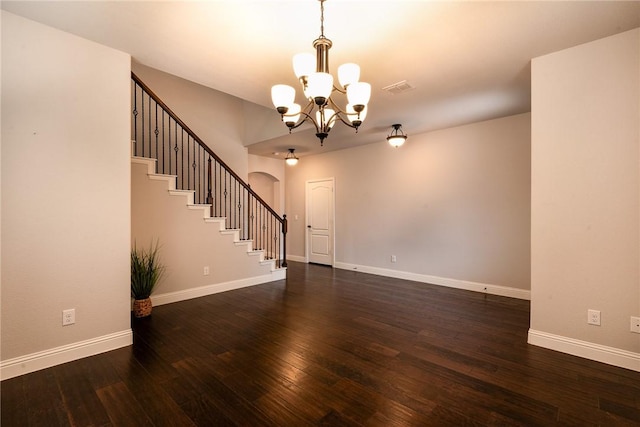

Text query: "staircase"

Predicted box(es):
[130, 73, 287, 304]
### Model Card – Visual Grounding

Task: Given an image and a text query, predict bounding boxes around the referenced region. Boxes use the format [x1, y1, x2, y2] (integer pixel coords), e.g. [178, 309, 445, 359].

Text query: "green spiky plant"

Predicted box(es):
[131, 241, 166, 300]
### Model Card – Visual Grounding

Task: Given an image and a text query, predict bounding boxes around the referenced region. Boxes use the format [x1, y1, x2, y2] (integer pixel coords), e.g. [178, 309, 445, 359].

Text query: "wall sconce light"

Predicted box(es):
[285, 148, 299, 166]
[387, 124, 408, 148]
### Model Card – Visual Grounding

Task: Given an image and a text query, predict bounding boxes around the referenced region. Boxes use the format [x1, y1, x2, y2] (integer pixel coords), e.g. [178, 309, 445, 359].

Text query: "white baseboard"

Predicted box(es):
[151, 270, 287, 307]
[334, 262, 530, 300]
[286, 254, 307, 263]
[1, 329, 133, 381]
[528, 329, 640, 372]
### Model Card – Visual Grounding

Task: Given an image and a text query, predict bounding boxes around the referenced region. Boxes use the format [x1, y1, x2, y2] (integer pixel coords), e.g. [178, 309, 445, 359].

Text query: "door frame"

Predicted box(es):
[305, 177, 336, 266]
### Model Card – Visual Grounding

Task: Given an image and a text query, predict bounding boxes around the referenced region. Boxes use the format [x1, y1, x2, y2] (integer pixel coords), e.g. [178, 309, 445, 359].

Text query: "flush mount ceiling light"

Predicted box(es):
[285, 148, 299, 166]
[387, 124, 408, 148]
[271, 0, 371, 146]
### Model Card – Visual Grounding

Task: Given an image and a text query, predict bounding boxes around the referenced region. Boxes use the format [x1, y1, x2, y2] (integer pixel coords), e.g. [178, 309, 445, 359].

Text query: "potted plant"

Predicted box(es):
[131, 240, 165, 318]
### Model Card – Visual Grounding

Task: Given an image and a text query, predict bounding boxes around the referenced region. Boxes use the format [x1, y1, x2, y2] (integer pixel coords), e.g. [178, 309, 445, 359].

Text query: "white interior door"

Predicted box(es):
[306, 178, 335, 266]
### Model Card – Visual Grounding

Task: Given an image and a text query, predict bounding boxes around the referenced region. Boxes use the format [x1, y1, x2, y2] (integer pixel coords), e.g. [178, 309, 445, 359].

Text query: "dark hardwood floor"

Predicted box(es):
[3, 261, 640, 426]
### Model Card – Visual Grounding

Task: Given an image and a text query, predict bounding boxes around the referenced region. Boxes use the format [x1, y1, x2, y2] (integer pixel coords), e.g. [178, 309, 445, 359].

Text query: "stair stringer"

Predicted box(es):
[131, 156, 286, 307]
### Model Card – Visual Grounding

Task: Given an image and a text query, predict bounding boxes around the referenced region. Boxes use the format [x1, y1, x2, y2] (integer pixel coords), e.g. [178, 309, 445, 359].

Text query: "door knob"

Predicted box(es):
[307, 225, 311, 228]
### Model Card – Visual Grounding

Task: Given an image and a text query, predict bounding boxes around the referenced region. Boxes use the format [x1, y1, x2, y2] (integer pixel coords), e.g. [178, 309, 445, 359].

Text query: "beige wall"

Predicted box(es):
[1, 11, 131, 368]
[530, 29, 639, 364]
[132, 62, 250, 179]
[285, 113, 531, 292]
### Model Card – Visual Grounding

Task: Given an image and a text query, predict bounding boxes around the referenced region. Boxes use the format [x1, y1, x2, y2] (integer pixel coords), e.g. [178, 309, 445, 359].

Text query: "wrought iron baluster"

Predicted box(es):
[148, 95, 152, 161]
[215, 160, 219, 217]
[132, 82, 138, 155]
[259, 210, 263, 254]
[207, 157, 213, 217]
[244, 187, 249, 241]
[197, 147, 201, 204]
[201, 147, 206, 205]
[248, 195, 252, 243]
[224, 171, 228, 228]
[186, 135, 190, 190]
[236, 180, 240, 231]
[272, 216, 277, 260]
[179, 129, 183, 188]
[140, 91, 145, 157]
[161, 110, 165, 174]
[281, 214, 288, 267]
[167, 113, 170, 174]
[154, 103, 159, 161]
[191, 136, 197, 193]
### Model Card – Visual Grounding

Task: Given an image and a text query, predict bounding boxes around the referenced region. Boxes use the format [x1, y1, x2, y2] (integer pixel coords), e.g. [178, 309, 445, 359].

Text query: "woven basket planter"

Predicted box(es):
[133, 298, 153, 318]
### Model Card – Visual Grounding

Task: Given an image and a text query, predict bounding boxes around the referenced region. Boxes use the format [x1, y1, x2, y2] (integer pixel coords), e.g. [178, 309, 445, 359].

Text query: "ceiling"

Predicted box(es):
[3, 1, 640, 160]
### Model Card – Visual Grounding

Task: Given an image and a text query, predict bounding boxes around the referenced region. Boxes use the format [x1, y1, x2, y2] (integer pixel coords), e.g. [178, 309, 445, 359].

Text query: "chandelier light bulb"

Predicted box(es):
[338, 63, 360, 88]
[347, 82, 371, 109]
[307, 72, 333, 104]
[271, 85, 295, 113]
[293, 53, 316, 79]
[388, 136, 406, 148]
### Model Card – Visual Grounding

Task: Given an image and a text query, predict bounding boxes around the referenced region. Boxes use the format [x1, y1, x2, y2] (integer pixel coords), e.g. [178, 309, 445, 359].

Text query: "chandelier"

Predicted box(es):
[271, 0, 371, 146]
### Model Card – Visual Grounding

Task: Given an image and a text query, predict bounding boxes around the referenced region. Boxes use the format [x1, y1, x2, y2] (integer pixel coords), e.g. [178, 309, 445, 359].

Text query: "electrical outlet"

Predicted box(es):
[631, 316, 640, 334]
[587, 309, 601, 326]
[62, 309, 75, 326]
[391, 255, 397, 263]
[203, 266, 210, 276]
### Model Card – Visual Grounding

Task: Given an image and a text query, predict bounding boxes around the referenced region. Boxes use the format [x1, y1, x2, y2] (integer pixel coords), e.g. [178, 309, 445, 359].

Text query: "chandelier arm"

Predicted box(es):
[295, 111, 321, 133]
[302, 99, 321, 132]
[282, 99, 320, 131]
[301, 98, 316, 114]
[333, 112, 359, 129]
[325, 98, 361, 129]
[326, 96, 346, 113]
[332, 85, 346, 95]
[325, 109, 340, 125]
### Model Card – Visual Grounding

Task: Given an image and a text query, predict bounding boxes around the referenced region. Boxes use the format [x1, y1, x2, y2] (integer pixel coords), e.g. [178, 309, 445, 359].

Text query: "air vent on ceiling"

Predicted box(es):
[382, 80, 415, 95]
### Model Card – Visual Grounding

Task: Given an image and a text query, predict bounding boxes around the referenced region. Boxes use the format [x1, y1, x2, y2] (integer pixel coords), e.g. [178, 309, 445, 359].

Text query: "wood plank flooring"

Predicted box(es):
[2, 261, 640, 426]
